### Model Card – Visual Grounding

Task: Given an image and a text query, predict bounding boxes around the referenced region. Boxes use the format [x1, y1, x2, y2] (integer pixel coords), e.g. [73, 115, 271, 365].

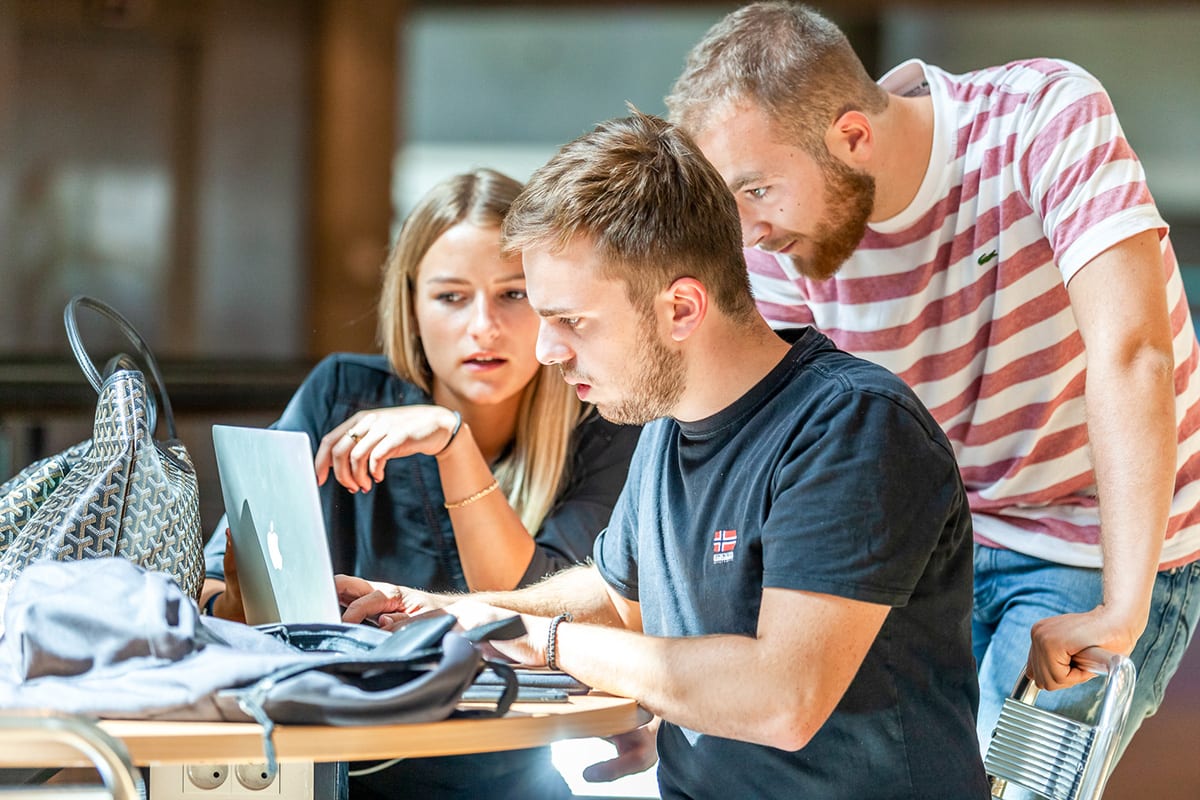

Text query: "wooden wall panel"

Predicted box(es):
[308, 0, 406, 356]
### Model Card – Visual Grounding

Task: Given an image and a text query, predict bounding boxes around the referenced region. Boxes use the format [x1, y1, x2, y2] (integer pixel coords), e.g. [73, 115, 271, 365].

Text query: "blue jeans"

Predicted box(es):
[973, 545, 1200, 769]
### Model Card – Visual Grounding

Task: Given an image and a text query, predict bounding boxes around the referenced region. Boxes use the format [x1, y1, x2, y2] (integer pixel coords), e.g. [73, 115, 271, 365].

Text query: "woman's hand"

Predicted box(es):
[336, 573, 449, 624]
[315, 406, 460, 493]
[213, 529, 248, 622]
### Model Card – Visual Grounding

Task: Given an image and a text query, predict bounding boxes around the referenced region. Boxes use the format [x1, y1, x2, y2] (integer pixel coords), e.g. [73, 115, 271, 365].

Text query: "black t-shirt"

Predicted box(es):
[596, 328, 988, 799]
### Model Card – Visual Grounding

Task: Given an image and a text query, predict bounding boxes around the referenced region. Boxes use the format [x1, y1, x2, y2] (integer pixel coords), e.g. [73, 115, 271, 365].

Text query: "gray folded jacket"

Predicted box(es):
[0, 559, 490, 774]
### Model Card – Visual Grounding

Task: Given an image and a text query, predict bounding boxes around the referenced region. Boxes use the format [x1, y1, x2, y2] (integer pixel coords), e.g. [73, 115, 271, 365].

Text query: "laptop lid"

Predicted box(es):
[211, 424, 341, 625]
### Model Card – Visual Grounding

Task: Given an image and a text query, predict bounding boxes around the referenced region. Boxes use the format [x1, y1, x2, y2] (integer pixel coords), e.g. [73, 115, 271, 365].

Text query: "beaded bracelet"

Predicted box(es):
[434, 410, 463, 456]
[546, 612, 573, 671]
[443, 478, 500, 510]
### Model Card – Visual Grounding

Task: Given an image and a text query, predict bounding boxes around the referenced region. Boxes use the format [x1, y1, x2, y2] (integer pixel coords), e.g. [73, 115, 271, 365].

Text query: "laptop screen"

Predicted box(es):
[211, 425, 342, 625]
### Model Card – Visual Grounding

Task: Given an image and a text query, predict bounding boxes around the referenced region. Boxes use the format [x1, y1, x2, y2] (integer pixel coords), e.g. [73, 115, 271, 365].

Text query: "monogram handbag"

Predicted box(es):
[0, 296, 204, 626]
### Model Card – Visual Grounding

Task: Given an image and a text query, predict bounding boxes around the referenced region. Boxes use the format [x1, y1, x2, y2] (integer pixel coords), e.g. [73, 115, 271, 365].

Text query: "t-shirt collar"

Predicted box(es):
[869, 58, 949, 235]
[676, 328, 826, 440]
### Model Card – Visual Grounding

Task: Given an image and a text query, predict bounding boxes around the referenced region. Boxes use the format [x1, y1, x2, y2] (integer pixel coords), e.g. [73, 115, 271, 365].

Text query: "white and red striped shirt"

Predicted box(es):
[748, 59, 1200, 569]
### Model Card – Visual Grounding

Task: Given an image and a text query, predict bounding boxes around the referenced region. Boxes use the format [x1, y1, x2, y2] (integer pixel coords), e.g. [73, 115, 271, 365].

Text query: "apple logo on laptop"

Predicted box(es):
[266, 521, 285, 570]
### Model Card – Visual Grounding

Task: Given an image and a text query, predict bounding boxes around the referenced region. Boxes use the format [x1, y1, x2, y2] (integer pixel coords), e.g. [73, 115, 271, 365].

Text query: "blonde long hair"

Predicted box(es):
[378, 169, 582, 534]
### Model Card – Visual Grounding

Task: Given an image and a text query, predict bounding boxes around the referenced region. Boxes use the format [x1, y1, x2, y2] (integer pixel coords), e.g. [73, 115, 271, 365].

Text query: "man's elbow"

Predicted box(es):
[1111, 335, 1174, 381]
[1144, 346, 1175, 384]
[1089, 340, 1174, 408]
[1129, 337, 1174, 373]
[1121, 344, 1176, 408]
[756, 705, 827, 752]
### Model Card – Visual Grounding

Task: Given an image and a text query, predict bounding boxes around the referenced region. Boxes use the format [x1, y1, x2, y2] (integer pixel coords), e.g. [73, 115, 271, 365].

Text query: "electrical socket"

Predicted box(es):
[234, 763, 274, 791]
[186, 764, 229, 790]
[149, 762, 314, 799]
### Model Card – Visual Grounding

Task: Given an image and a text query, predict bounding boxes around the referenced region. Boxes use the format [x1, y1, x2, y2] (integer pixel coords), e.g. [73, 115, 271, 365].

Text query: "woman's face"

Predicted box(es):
[414, 223, 542, 411]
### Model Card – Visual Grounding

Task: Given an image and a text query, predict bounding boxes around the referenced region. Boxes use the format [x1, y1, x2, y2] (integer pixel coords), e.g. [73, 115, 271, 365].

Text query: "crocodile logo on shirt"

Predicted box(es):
[977, 250, 999, 266]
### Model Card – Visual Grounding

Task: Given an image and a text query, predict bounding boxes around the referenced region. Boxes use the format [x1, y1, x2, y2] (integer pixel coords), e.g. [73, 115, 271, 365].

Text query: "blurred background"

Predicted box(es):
[0, 2, 1196, 797]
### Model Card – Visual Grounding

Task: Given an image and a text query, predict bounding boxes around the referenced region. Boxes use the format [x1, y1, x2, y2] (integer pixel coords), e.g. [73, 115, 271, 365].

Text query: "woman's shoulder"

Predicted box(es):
[307, 355, 415, 393]
[313, 352, 393, 374]
[292, 355, 429, 412]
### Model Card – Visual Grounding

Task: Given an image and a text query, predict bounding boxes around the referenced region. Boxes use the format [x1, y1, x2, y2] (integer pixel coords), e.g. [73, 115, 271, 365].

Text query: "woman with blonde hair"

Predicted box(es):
[201, 168, 639, 798]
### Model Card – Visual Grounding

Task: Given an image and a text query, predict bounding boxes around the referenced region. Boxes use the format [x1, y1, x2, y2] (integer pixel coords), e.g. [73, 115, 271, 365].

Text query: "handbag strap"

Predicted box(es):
[63, 295, 178, 439]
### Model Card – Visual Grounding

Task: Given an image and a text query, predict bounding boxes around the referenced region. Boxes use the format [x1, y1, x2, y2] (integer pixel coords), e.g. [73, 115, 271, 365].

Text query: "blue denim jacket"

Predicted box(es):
[205, 353, 639, 592]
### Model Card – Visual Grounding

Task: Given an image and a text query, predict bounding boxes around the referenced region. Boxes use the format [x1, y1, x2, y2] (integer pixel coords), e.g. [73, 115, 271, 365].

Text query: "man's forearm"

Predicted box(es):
[548, 589, 888, 752]
[1066, 231, 1176, 646]
[471, 563, 626, 628]
[553, 622, 806, 747]
[1024, 337, 1175, 688]
[1087, 352, 1174, 629]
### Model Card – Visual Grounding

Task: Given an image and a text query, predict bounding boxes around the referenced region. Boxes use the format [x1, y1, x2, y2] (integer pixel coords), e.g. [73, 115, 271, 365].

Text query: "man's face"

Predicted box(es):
[694, 101, 875, 280]
[523, 238, 685, 425]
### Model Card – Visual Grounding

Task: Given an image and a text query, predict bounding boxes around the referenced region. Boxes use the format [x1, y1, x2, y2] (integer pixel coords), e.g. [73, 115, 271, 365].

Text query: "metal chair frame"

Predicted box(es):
[985, 646, 1136, 800]
[0, 711, 145, 799]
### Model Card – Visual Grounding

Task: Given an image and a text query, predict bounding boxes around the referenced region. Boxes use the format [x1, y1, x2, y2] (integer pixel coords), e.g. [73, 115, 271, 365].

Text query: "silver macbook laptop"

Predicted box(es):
[211, 424, 342, 625]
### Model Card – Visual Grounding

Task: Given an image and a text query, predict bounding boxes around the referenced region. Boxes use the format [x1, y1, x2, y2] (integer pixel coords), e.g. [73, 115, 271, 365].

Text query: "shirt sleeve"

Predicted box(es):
[518, 413, 641, 586]
[761, 386, 968, 607]
[593, 423, 665, 602]
[745, 246, 817, 330]
[1016, 63, 1167, 283]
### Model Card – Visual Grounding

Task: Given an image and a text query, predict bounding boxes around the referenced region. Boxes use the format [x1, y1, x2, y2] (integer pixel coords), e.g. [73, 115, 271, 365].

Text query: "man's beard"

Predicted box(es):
[582, 316, 686, 426]
[789, 159, 875, 281]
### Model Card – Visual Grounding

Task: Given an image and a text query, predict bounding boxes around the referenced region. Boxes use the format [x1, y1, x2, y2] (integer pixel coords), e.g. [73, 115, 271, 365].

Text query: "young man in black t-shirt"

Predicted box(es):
[339, 111, 989, 799]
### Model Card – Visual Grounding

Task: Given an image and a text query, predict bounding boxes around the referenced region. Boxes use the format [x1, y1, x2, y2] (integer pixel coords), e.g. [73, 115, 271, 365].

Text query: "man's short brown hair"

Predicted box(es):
[502, 110, 757, 322]
[666, 2, 888, 157]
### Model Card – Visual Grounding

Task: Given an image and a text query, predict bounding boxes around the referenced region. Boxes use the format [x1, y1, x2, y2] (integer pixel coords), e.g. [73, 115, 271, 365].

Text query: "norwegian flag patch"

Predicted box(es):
[712, 529, 738, 564]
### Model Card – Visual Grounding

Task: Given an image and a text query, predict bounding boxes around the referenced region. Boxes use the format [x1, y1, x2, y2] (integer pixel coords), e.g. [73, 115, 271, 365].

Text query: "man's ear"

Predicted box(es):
[824, 110, 873, 167]
[661, 277, 707, 343]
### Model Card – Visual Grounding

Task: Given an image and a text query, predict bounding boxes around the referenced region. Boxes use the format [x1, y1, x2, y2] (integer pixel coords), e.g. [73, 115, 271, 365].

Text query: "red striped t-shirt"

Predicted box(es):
[748, 59, 1200, 569]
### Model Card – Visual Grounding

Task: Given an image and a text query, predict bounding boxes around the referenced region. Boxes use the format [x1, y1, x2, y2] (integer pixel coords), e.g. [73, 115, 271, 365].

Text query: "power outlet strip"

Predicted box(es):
[148, 761, 314, 799]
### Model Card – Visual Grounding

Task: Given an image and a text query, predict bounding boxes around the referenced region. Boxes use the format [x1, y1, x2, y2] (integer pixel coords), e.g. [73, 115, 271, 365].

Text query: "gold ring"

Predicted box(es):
[347, 431, 361, 443]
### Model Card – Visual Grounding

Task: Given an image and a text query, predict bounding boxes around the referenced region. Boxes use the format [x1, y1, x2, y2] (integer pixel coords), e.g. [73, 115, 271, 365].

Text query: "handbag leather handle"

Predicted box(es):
[63, 295, 178, 439]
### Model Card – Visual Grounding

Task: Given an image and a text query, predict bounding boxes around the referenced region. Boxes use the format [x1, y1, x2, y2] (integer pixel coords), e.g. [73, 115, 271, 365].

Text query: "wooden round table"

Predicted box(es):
[18, 693, 650, 767]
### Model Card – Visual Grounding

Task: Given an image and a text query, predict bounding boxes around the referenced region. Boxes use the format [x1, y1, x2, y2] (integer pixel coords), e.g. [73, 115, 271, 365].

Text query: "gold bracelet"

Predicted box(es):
[444, 479, 500, 509]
